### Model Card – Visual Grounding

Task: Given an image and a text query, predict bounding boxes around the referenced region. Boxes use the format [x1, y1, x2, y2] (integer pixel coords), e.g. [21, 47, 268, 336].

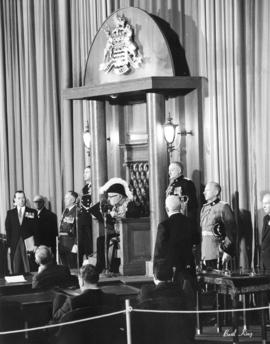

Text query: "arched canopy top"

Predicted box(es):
[84, 7, 189, 86]
[63, 7, 205, 103]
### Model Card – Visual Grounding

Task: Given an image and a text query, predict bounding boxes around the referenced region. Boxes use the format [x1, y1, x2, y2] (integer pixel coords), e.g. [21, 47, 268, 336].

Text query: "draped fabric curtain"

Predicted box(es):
[0, 0, 62, 228]
[0, 0, 270, 270]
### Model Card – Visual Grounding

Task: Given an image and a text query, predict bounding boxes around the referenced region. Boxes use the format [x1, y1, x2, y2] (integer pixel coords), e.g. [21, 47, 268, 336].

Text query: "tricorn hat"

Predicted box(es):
[107, 183, 126, 196]
[100, 177, 133, 200]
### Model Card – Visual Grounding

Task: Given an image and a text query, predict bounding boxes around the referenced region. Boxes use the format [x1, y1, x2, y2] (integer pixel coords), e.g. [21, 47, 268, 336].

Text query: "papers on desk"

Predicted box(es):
[5, 275, 26, 283]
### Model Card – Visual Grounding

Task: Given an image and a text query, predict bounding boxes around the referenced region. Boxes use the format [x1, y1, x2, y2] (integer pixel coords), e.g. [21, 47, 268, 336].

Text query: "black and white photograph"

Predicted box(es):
[0, 1, 270, 343]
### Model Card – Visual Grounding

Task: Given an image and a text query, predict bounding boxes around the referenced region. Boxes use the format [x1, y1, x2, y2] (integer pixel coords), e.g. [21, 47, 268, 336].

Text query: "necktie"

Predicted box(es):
[18, 208, 23, 225]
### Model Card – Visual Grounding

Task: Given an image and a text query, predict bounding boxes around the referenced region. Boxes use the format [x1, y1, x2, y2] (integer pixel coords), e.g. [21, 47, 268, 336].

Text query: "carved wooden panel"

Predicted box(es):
[127, 161, 150, 217]
[118, 217, 151, 275]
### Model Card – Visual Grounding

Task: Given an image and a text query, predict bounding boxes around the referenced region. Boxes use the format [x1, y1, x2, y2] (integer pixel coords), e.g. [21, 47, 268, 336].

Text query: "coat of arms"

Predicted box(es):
[99, 15, 143, 75]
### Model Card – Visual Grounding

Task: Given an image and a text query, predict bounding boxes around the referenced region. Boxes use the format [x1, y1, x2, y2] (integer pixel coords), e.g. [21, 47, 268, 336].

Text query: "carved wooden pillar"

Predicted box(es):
[147, 93, 168, 258]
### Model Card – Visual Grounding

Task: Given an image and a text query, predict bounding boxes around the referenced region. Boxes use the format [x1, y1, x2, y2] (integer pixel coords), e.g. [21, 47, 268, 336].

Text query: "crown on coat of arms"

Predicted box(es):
[99, 14, 143, 75]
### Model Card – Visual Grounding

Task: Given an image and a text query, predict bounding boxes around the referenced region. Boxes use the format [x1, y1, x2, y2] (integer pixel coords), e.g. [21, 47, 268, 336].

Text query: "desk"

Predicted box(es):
[197, 271, 270, 344]
[1, 290, 54, 306]
[0, 274, 33, 295]
[0, 290, 55, 340]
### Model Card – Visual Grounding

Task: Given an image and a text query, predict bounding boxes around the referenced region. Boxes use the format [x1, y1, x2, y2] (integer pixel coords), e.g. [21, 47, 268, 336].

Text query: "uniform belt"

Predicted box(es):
[59, 232, 68, 236]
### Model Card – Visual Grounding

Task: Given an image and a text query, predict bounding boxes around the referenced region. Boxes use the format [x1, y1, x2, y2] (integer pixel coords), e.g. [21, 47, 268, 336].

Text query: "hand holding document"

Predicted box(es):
[24, 236, 35, 251]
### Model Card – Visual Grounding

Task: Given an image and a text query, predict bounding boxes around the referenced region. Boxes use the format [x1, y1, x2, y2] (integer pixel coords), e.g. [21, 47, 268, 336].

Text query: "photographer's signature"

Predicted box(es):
[223, 328, 253, 338]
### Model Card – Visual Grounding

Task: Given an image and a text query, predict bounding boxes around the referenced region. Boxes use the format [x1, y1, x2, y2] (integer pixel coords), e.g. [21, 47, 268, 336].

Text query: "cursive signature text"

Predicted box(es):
[223, 328, 253, 338]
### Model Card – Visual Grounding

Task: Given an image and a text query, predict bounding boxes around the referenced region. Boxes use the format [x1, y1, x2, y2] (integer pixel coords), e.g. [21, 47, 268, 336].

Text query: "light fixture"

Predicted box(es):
[83, 121, 91, 156]
[163, 115, 192, 155]
[163, 116, 177, 148]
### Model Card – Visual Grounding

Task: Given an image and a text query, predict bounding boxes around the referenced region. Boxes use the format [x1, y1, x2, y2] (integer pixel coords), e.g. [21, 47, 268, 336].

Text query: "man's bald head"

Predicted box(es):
[165, 195, 181, 215]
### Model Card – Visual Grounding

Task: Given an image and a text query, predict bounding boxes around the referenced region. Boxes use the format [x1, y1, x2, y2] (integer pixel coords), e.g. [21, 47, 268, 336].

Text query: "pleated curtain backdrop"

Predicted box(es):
[0, 0, 270, 269]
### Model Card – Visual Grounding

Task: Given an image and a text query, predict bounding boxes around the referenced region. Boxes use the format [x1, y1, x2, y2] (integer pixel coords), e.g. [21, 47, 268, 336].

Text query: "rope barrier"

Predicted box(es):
[133, 305, 270, 314]
[1, 303, 269, 336]
[0, 309, 125, 336]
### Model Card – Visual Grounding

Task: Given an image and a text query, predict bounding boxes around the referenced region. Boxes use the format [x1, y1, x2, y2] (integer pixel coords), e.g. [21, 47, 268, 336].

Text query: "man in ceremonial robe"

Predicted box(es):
[90, 178, 142, 274]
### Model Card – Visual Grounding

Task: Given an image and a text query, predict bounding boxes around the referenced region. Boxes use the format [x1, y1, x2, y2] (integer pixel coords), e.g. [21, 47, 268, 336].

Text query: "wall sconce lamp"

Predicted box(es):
[163, 115, 192, 155]
[83, 121, 91, 156]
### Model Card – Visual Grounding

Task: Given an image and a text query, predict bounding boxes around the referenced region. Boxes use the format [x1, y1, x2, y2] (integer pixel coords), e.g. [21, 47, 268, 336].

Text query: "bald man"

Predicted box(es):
[200, 182, 236, 269]
[154, 195, 200, 300]
[261, 193, 270, 273]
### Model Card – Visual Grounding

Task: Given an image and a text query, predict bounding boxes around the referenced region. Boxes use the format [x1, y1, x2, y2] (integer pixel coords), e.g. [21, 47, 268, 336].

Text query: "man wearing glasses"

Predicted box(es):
[90, 178, 142, 274]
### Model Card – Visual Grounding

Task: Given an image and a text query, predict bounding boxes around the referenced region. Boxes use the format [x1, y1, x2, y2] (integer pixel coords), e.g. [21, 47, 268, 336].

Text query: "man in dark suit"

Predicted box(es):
[32, 245, 76, 290]
[135, 261, 195, 344]
[33, 195, 58, 258]
[5, 190, 37, 274]
[52, 264, 108, 322]
[52, 264, 120, 344]
[261, 193, 270, 273]
[154, 195, 200, 307]
[78, 166, 93, 266]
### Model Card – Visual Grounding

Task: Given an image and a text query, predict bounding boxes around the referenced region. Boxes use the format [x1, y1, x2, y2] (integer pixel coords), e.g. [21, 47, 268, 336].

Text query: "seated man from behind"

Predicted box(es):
[52, 264, 111, 322]
[135, 260, 195, 344]
[32, 245, 76, 290]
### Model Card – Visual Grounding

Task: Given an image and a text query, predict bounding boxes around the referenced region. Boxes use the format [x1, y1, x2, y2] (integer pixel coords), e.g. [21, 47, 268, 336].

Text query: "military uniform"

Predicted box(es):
[59, 205, 78, 269]
[200, 199, 236, 267]
[78, 184, 93, 266]
[166, 175, 198, 218]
